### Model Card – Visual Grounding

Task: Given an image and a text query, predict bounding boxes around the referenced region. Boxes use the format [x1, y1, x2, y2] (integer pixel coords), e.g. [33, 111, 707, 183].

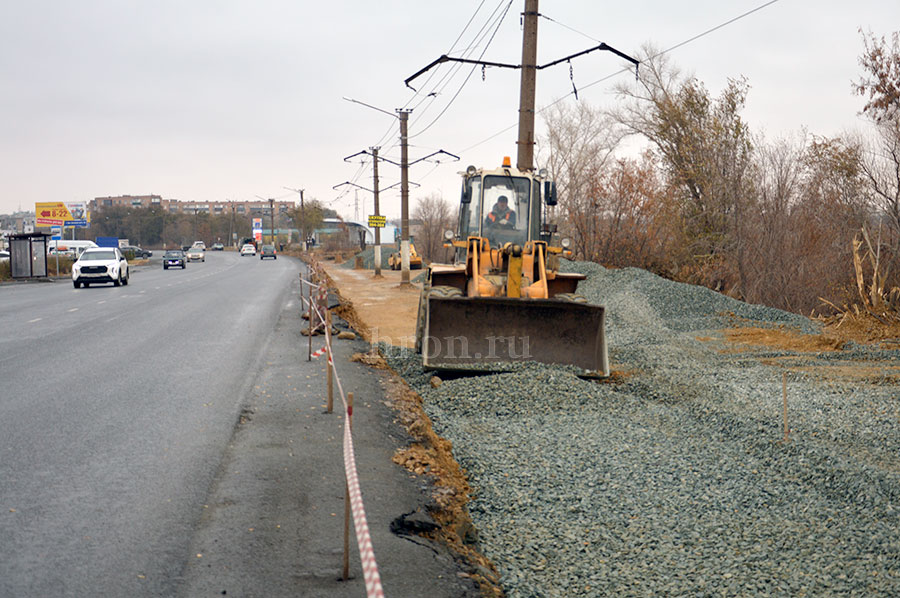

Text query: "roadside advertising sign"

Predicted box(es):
[252, 218, 263, 232]
[35, 202, 90, 227]
[254, 230, 263, 242]
[368, 215, 386, 228]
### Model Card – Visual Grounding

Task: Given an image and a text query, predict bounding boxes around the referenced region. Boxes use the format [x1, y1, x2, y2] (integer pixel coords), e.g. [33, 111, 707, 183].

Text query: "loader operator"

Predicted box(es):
[485, 195, 516, 229]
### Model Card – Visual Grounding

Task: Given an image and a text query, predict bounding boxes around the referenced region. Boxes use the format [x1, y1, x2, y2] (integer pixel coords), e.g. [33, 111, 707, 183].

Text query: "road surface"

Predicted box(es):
[0, 251, 303, 596]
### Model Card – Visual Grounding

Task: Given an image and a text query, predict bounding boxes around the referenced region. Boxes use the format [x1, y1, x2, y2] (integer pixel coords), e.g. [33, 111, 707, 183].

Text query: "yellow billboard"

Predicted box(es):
[35, 202, 89, 227]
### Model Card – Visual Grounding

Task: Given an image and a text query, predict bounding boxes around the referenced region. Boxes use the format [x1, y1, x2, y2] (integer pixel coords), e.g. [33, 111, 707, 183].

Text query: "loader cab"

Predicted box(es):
[458, 163, 541, 259]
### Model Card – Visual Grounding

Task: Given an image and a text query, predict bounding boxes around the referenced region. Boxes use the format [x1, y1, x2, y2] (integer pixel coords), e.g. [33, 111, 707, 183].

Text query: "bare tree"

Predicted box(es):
[539, 101, 623, 260]
[412, 193, 455, 263]
[610, 46, 755, 292]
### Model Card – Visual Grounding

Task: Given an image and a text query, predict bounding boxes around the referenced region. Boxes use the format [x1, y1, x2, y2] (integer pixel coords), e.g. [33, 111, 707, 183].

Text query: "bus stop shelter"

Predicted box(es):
[9, 232, 50, 279]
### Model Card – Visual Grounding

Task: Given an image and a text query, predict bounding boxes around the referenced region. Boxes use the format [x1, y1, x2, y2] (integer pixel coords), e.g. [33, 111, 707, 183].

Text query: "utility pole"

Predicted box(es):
[229, 203, 235, 248]
[299, 189, 304, 249]
[283, 187, 306, 249]
[269, 198, 275, 245]
[398, 109, 412, 285]
[338, 145, 446, 279]
[405, 0, 638, 171]
[372, 147, 382, 278]
[517, 0, 539, 172]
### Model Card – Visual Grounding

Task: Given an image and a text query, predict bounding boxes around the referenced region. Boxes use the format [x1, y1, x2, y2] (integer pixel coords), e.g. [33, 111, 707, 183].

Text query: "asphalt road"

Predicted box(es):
[0, 251, 305, 597]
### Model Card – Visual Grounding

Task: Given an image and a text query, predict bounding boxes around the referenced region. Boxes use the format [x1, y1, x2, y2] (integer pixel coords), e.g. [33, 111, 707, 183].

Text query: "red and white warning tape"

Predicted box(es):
[307, 269, 385, 597]
[343, 420, 385, 598]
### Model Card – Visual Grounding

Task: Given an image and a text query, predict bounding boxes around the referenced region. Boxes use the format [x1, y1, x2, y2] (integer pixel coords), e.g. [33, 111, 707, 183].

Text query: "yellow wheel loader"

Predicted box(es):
[388, 241, 423, 270]
[414, 157, 609, 377]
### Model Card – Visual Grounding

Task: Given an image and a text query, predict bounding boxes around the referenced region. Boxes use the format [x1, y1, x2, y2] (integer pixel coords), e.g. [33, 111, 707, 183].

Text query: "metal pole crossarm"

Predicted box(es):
[343, 149, 378, 163]
[382, 181, 420, 191]
[405, 45, 639, 90]
[332, 181, 375, 194]
[373, 150, 458, 168]
[538, 42, 639, 71]
[408, 149, 461, 167]
[405, 54, 521, 90]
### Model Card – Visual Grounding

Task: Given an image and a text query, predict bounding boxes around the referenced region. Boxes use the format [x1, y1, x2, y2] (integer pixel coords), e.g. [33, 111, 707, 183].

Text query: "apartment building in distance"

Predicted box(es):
[90, 195, 295, 216]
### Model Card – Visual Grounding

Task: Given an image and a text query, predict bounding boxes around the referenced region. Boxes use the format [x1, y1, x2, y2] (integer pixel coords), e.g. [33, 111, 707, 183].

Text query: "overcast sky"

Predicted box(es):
[1, 1, 897, 221]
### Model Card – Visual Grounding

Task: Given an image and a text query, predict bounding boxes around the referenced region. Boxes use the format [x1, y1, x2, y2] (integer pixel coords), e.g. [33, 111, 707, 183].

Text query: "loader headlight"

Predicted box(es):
[466, 165, 477, 176]
[560, 237, 572, 249]
[443, 229, 454, 241]
[538, 167, 548, 178]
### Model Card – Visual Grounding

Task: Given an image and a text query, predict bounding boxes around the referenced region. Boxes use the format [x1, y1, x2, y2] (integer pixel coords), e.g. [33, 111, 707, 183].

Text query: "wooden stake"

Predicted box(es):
[306, 273, 313, 361]
[326, 309, 334, 413]
[343, 481, 350, 581]
[782, 371, 790, 443]
[342, 392, 354, 581]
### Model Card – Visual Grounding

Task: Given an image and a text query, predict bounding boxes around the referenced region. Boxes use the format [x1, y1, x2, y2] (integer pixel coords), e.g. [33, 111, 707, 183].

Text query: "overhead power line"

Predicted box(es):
[461, 0, 783, 153]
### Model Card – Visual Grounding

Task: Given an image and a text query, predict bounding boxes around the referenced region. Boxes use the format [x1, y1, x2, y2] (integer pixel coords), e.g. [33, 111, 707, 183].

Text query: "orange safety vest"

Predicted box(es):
[487, 209, 513, 223]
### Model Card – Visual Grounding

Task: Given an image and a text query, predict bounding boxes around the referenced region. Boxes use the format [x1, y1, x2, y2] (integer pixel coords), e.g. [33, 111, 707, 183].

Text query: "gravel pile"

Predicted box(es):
[380, 262, 900, 597]
[340, 245, 396, 270]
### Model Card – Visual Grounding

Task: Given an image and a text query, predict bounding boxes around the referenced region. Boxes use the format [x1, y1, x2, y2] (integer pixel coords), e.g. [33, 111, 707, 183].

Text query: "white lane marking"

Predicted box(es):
[98, 301, 107, 305]
[28, 318, 42, 323]
[68, 308, 78, 312]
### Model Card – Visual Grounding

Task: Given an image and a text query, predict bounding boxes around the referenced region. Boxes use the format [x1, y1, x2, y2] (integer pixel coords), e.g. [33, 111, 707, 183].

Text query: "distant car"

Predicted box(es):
[72, 247, 129, 288]
[0, 250, 9, 261]
[186, 247, 206, 262]
[211, 243, 225, 251]
[192, 241, 206, 250]
[259, 245, 277, 260]
[163, 250, 186, 269]
[121, 245, 152, 259]
[240, 244, 256, 256]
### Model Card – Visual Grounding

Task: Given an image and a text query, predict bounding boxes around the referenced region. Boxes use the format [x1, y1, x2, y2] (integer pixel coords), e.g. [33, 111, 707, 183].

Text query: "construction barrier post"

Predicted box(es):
[343, 391, 354, 581]
[306, 272, 313, 361]
[326, 309, 334, 414]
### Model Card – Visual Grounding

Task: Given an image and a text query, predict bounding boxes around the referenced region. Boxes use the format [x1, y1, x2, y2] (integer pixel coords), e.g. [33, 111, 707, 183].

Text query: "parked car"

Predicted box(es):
[72, 247, 129, 288]
[0, 250, 9, 261]
[240, 244, 257, 256]
[211, 243, 225, 251]
[186, 247, 206, 262]
[163, 250, 186, 269]
[259, 244, 277, 260]
[121, 245, 152, 259]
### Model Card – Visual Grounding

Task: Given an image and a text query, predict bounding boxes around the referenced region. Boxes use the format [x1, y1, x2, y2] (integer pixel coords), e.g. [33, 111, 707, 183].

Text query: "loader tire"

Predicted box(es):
[415, 285, 463, 354]
[555, 292, 588, 303]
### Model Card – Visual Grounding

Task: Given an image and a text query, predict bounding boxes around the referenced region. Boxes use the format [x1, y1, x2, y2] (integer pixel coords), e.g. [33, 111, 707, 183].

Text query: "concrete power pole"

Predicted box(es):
[516, 0, 539, 172]
[268, 198, 275, 245]
[299, 189, 305, 250]
[398, 109, 411, 285]
[372, 146, 382, 278]
[282, 187, 306, 249]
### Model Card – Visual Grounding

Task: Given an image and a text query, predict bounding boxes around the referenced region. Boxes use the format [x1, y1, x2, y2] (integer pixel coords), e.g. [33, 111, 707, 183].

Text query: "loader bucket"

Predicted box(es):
[423, 296, 609, 377]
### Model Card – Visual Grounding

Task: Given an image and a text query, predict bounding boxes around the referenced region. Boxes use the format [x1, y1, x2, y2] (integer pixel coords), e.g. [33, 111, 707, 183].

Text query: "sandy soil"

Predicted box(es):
[317, 261, 422, 348]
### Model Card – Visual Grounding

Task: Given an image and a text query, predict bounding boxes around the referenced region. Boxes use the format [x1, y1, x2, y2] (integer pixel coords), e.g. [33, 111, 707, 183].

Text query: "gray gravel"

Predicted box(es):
[340, 245, 395, 270]
[380, 261, 900, 597]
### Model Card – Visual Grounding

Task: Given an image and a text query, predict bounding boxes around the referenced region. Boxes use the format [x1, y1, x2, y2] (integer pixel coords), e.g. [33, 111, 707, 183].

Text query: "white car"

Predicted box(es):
[72, 247, 130, 288]
[240, 244, 257, 256]
[186, 247, 206, 262]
